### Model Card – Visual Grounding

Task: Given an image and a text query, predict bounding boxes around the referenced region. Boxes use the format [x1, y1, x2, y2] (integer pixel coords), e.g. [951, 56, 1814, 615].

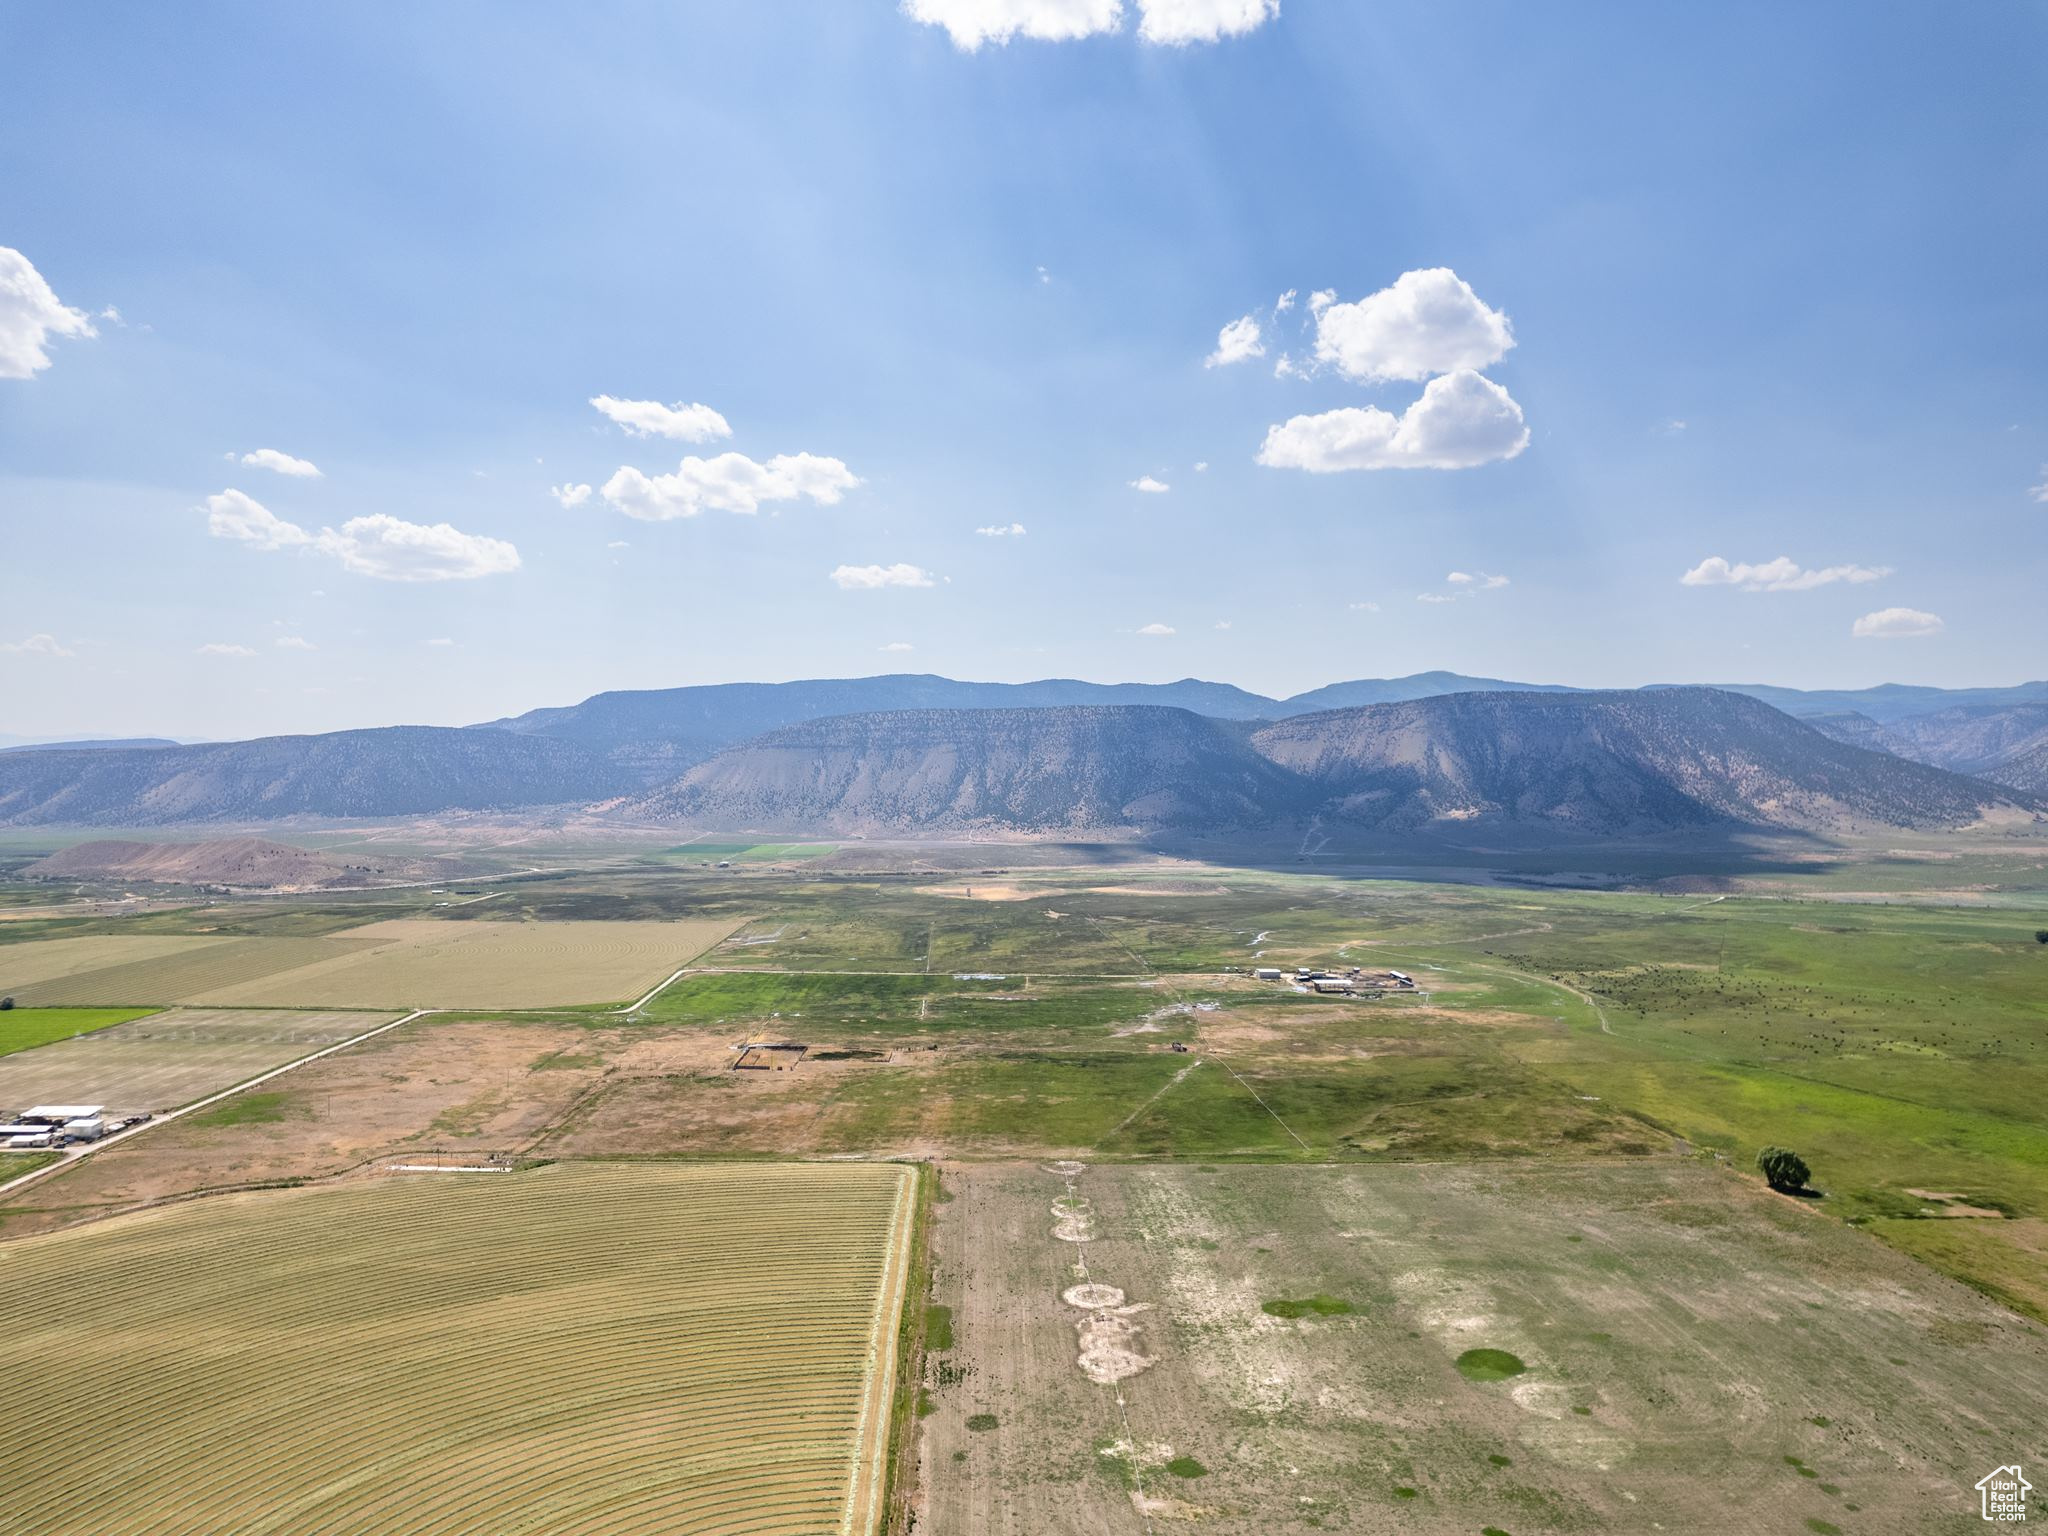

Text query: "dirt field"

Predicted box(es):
[185, 916, 743, 1008]
[0, 1016, 609, 1236]
[0, 1161, 915, 1535]
[0, 1008, 393, 1114]
[919, 1160, 2048, 1535]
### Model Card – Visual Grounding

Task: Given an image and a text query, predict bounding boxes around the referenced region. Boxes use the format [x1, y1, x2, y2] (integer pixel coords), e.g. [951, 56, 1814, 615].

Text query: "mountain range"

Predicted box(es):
[635, 690, 2027, 838]
[2, 673, 2041, 838]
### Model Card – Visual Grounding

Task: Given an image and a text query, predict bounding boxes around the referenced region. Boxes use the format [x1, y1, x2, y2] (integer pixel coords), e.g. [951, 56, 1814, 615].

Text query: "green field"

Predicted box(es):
[0, 1006, 157, 1058]
[0, 1161, 915, 1535]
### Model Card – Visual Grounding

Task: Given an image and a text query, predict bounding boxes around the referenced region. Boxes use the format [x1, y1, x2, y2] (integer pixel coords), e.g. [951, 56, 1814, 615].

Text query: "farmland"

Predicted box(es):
[0, 915, 743, 1009]
[921, 1160, 2048, 1535]
[0, 1009, 394, 1113]
[2, 847, 2046, 1531]
[0, 1006, 156, 1058]
[0, 1161, 916, 1536]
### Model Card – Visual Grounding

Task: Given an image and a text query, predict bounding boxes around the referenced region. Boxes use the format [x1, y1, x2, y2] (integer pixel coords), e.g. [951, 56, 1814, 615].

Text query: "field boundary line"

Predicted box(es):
[0, 1007, 434, 1201]
[845, 1163, 918, 1536]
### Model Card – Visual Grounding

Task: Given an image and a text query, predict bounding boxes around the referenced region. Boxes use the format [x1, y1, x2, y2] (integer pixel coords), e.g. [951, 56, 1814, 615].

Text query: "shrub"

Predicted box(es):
[1757, 1145, 1812, 1192]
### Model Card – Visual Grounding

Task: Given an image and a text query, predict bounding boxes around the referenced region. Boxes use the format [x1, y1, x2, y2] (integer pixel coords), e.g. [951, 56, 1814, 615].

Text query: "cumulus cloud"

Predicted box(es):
[1194, 460, 1209, 472]
[977, 521, 1027, 537]
[1681, 556, 1889, 592]
[551, 482, 593, 508]
[0, 247, 97, 379]
[196, 643, 257, 658]
[1138, 0, 1278, 42]
[903, 0, 1123, 49]
[904, 0, 1274, 47]
[589, 395, 732, 442]
[1136, 622, 1176, 636]
[1130, 474, 1171, 493]
[205, 489, 314, 551]
[1852, 607, 1944, 639]
[1446, 570, 1510, 589]
[1416, 593, 1459, 605]
[1213, 619, 1232, 629]
[602, 451, 859, 520]
[320, 515, 521, 583]
[1347, 601, 1380, 613]
[202, 489, 519, 582]
[274, 635, 316, 651]
[239, 448, 322, 478]
[831, 563, 935, 590]
[1274, 289, 1296, 315]
[2029, 466, 2048, 504]
[1205, 313, 1265, 368]
[426, 637, 457, 647]
[0, 633, 74, 658]
[1257, 369, 1529, 472]
[880, 641, 915, 652]
[1312, 268, 1514, 384]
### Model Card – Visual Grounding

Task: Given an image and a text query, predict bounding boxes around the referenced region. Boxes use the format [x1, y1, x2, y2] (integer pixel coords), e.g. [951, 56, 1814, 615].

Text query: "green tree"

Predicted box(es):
[2035, 930, 2048, 944]
[1757, 1145, 1811, 1192]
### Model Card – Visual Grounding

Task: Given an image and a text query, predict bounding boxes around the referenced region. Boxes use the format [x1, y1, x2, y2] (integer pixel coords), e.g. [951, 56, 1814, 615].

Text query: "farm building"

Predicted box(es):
[20, 1105, 105, 1126]
[1254, 968, 1282, 981]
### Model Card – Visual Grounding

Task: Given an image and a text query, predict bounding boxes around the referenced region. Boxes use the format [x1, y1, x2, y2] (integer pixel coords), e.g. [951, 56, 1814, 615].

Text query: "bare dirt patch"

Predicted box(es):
[0, 1016, 602, 1238]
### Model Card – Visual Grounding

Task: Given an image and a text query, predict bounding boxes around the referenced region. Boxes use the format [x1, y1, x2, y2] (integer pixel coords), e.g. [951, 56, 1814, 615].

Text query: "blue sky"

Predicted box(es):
[3, 0, 2045, 740]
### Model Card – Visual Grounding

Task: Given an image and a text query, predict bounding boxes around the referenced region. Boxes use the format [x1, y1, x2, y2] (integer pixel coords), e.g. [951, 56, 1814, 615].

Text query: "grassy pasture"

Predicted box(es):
[0, 1161, 915, 1536]
[0, 1006, 157, 1058]
[0, 1008, 391, 1112]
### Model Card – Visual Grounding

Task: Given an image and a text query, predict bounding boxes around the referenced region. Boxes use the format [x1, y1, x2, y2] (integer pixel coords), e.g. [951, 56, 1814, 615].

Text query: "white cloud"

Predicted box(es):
[1205, 313, 1265, 368]
[1312, 267, 1514, 384]
[551, 482, 593, 508]
[1213, 619, 1232, 629]
[1416, 593, 1458, 605]
[0, 633, 74, 658]
[904, 0, 1123, 49]
[239, 448, 322, 478]
[1138, 0, 1278, 42]
[2029, 466, 2048, 504]
[880, 641, 915, 652]
[976, 521, 1027, 537]
[319, 515, 521, 583]
[274, 636, 316, 651]
[1852, 607, 1945, 640]
[1347, 601, 1380, 613]
[1194, 460, 1209, 472]
[203, 489, 519, 582]
[1130, 474, 1171, 493]
[1036, 264, 1052, 284]
[1681, 556, 1889, 592]
[0, 247, 97, 379]
[426, 637, 457, 647]
[1307, 288, 1336, 314]
[606, 539, 629, 549]
[1136, 622, 1175, 636]
[589, 395, 732, 442]
[602, 451, 859, 520]
[196, 642, 257, 658]
[205, 489, 314, 550]
[1446, 570, 1509, 590]
[1273, 289, 1296, 315]
[1257, 369, 1529, 472]
[831, 563, 935, 590]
